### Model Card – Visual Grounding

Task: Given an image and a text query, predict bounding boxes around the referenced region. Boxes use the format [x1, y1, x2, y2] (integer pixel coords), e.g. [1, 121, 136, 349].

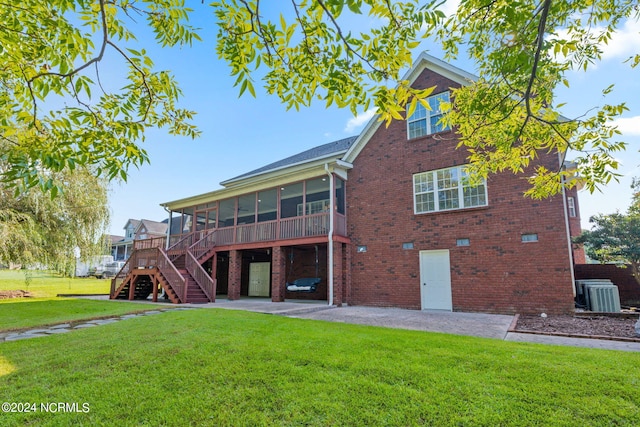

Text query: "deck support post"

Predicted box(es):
[332, 242, 344, 306]
[228, 250, 242, 300]
[271, 246, 286, 302]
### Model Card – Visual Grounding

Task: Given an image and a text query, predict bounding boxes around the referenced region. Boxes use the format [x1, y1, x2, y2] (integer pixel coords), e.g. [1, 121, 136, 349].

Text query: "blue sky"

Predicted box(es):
[106, 2, 640, 236]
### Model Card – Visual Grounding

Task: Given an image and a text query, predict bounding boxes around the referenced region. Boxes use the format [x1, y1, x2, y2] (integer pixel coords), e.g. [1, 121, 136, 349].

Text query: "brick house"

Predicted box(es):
[110, 53, 583, 314]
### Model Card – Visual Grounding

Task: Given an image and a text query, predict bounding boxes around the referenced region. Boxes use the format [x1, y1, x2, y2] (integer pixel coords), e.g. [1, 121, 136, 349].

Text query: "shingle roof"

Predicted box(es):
[138, 219, 168, 236]
[222, 136, 358, 185]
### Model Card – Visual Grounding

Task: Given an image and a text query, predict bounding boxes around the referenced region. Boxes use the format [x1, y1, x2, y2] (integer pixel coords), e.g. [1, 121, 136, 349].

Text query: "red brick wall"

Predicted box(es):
[271, 246, 286, 302]
[575, 264, 640, 306]
[283, 245, 328, 301]
[346, 68, 575, 314]
[565, 186, 586, 264]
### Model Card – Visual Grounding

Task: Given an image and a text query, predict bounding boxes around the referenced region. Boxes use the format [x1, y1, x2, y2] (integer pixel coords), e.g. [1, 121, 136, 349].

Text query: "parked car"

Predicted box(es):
[92, 261, 125, 279]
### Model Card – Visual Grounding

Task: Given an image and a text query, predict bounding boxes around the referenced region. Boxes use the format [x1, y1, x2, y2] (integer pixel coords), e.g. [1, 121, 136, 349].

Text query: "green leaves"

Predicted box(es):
[0, 0, 201, 195]
[212, 0, 445, 123]
[439, 0, 638, 197]
[0, 164, 110, 274]
[575, 186, 640, 285]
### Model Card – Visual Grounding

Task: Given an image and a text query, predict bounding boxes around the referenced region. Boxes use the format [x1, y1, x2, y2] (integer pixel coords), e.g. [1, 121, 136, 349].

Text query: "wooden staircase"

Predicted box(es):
[172, 255, 210, 304]
[110, 231, 217, 304]
[114, 276, 154, 300]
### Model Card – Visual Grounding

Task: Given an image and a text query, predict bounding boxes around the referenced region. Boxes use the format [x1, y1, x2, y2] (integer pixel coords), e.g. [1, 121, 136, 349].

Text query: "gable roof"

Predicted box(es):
[343, 53, 477, 164]
[162, 136, 357, 209]
[123, 219, 140, 231]
[221, 136, 357, 186]
[135, 219, 168, 236]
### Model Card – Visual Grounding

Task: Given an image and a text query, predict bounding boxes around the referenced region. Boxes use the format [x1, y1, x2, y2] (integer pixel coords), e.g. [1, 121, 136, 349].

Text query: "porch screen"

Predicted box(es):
[258, 189, 277, 222]
[280, 182, 303, 218]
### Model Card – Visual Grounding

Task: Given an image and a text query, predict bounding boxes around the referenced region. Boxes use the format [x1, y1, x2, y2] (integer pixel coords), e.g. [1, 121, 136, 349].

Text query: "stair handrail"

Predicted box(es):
[157, 247, 187, 302]
[185, 250, 216, 302]
[166, 232, 196, 262]
[110, 252, 136, 298]
[188, 229, 217, 260]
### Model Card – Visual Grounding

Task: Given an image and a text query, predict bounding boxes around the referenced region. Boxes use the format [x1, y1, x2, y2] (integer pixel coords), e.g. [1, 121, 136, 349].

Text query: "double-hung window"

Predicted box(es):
[413, 166, 487, 214]
[407, 91, 450, 139]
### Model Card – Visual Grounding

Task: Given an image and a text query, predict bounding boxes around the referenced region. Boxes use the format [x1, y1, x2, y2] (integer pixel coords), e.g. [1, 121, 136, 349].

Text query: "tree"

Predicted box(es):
[3, 1, 638, 199]
[575, 179, 640, 286]
[212, 0, 639, 197]
[0, 0, 200, 194]
[0, 165, 110, 276]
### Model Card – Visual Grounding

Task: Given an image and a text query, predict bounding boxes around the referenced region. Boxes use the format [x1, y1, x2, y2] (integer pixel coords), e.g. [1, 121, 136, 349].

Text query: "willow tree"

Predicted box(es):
[0, 165, 110, 276]
[212, 0, 638, 197]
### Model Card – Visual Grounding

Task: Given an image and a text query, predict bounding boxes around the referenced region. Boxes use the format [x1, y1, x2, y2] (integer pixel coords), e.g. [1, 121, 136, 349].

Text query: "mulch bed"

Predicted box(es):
[0, 290, 33, 299]
[515, 314, 640, 340]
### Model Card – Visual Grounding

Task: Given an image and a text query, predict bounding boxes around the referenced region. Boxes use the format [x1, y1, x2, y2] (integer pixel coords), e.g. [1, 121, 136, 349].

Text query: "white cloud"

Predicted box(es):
[610, 116, 640, 136]
[439, 0, 461, 18]
[600, 18, 640, 60]
[344, 108, 376, 133]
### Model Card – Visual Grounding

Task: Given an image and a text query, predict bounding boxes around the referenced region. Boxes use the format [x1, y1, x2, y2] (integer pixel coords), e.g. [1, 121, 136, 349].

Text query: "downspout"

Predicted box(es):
[161, 206, 173, 300]
[325, 163, 334, 306]
[163, 206, 172, 250]
[559, 154, 576, 298]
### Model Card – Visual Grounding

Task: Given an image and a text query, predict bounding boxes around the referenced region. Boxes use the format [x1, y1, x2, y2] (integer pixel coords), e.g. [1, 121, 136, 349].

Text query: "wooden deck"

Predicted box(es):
[110, 212, 347, 303]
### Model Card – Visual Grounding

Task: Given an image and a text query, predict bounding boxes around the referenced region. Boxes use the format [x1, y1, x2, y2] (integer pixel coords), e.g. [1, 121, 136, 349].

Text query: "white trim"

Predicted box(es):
[407, 91, 451, 139]
[413, 166, 488, 214]
[343, 52, 477, 164]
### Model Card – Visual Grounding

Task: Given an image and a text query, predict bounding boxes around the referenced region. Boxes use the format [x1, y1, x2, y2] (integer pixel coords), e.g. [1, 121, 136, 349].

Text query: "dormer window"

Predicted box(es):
[407, 91, 450, 139]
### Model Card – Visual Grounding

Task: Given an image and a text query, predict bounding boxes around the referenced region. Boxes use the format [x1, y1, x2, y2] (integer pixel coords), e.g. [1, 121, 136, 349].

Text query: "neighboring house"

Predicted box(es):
[110, 219, 170, 260]
[111, 53, 584, 314]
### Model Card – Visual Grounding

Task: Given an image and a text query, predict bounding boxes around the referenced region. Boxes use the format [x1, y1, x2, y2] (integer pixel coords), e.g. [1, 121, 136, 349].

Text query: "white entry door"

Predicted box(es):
[419, 250, 452, 311]
[248, 262, 271, 297]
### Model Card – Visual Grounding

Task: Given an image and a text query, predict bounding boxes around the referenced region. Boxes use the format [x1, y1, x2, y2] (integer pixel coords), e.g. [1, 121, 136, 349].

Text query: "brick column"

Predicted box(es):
[270, 246, 286, 302]
[228, 250, 242, 300]
[332, 242, 343, 306]
[344, 243, 352, 305]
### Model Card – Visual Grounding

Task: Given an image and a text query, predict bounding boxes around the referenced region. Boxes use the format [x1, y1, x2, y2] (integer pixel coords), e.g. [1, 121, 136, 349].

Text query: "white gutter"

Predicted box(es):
[325, 163, 334, 306]
[559, 154, 576, 297]
[163, 206, 172, 250]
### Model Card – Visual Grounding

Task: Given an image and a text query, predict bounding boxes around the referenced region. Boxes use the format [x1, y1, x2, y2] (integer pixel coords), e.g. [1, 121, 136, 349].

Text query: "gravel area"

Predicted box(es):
[0, 290, 32, 299]
[516, 314, 640, 339]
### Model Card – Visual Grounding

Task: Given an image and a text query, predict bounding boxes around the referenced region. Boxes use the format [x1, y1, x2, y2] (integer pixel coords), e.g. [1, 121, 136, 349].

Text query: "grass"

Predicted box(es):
[0, 269, 110, 298]
[1, 308, 639, 426]
[0, 269, 153, 332]
[0, 299, 156, 332]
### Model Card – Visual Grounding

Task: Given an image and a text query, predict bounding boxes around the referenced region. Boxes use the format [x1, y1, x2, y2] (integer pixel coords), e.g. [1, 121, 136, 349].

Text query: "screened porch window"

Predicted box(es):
[237, 194, 256, 225]
[280, 182, 303, 218]
[258, 188, 277, 222]
[218, 198, 236, 227]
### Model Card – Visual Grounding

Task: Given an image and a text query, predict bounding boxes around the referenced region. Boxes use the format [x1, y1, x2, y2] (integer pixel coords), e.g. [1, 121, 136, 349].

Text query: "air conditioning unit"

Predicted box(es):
[575, 279, 614, 296]
[584, 284, 621, 312]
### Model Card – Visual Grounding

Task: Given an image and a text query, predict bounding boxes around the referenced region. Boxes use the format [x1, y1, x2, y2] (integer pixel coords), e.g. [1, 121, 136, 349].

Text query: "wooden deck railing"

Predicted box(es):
[133, 236, 166, 250]
[109, 247, 161, 298]
[110, 253, 134, 298]
[185, 251, 215, 302]
[157, 248, 187, 302]
[182, 212, 339, 247]
[189, 230, 217, 260]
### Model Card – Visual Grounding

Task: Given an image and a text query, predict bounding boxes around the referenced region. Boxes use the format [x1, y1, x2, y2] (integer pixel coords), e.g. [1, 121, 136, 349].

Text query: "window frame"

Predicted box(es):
[413, 166, 488, 214]
[567, 196, 576, 218]
[406, 91, 450, 139]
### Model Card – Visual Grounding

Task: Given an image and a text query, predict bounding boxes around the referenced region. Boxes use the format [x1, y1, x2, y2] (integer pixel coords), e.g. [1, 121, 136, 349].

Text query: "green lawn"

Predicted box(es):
[0, 269, 110, 298]
[1, 308, 639, 426]
[0, 298, 156, 332]
[0, 269, 154, 331]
